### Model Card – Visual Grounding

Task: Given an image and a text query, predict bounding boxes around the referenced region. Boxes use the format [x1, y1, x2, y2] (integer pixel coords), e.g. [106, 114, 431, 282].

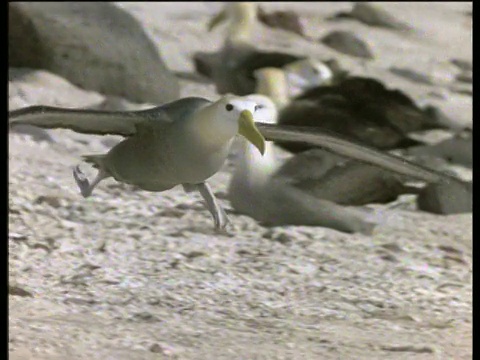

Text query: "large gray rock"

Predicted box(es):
[320, 30, 374, 59]
[9, 2, 180, 104]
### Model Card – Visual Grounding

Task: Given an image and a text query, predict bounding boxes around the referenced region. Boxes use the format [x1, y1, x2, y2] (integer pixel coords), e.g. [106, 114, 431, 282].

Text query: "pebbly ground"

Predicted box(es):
[9, 2, 472, 359]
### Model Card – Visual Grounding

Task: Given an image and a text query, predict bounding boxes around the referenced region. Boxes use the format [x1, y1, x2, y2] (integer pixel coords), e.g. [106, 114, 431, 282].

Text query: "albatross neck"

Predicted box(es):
[255, 68, 290, 110]
[225, 3, 256, 45]
[234, 137, 279, 188]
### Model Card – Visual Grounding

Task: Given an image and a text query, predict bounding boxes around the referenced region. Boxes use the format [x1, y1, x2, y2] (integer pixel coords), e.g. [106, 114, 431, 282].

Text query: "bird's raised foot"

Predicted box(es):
[73, 165, 92, 198]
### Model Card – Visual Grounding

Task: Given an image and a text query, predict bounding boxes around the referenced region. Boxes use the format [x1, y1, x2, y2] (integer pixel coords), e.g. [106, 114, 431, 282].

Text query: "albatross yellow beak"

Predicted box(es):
[238, 110, 266, 155]
[208, 10, 227, 31]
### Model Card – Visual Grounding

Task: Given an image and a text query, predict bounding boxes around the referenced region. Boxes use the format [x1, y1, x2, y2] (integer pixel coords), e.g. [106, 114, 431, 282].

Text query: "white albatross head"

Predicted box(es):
[283, 58, 334, 97]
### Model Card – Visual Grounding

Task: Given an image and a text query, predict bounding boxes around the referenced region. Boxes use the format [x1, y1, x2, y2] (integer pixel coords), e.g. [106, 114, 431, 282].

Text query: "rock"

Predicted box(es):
[149, 343, 181, 357]
[9, 284, 33, 297]
[425, 95, 472, 130]
[449, 83, 472, 97]
[350, 3, 411, 30]
[449, 59, 472, 85]
[34, 195, 65, 209]
[257, 7, 305, 37]
[417, 180, 472, 215]
[389, 67, 434, 85]
[421, 105, 469, 132]
[332, 3, 411, 31]
[406, 131, 472, 168]
[450, 58, 472, 72]
[455, 71, 472, 84]
[9, 2, 180, 104]
[320, 31, 374, 59]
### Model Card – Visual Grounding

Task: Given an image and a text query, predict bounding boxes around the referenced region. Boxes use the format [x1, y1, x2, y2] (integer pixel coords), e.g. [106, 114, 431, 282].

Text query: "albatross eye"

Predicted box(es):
[225, 104, 234, 111]
[254, 104, 264, 111]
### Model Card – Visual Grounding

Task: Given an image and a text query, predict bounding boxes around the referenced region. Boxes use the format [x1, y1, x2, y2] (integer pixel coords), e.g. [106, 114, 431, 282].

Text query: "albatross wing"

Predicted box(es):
[8, 97, 212, 137]
[9, 106, 145, 136]
[256, 123, 467, 186]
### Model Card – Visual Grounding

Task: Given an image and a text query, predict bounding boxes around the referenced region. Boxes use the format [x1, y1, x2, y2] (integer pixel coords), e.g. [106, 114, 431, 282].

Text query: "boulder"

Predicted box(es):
[417, 180, 472, 215]
[9, 2, 180, 104]
[320, 30, 374, 59]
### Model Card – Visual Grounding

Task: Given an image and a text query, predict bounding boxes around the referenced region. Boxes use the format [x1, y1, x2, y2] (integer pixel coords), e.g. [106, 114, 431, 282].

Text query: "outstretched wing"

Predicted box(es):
[256, 123, 467, 186]
[8, 106, 149, 137]
[8, 98, 212, 137]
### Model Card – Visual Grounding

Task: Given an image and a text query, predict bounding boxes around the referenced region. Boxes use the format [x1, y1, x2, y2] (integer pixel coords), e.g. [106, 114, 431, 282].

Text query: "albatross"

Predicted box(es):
[193, 2, 333, 96]
[228, 94, 383, 233]
[242, 67, 471, 218]
[9, 96, 265, 230]
[229, 93, 471, 232]
[10, 95, 468, 231]
[270, 64, 451, 153]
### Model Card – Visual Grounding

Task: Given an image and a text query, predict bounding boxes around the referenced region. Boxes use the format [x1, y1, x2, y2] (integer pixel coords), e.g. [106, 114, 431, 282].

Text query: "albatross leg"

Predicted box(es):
[185, 182, 230, 229]
[73, 165, 109, 198]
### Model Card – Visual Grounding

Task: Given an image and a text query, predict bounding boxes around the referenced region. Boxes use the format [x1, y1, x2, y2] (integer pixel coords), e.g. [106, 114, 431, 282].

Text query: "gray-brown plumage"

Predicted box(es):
[233, 69, 471, 227]
[229, 94, 469, 234]
[276, 75, 450, 153]
[274, 149, 420, 206]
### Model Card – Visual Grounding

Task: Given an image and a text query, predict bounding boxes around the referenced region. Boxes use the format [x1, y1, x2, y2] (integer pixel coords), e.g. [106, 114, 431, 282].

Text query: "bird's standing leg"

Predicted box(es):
[73, 165, 109, 198]
[183, 182, 230, 229]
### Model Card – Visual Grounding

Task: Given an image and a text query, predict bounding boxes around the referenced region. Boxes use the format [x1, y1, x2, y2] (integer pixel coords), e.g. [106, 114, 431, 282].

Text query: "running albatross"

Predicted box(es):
[10, 95, 467, 230]
[9, 96, 265, 230]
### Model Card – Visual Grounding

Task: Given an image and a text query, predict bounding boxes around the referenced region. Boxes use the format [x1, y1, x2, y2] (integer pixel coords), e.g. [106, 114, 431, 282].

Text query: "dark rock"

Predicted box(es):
[331, 3, 411, 31]
[389, 67, 434, 85]
[351, 3, 411, 30]
[406, 131, 472, 168]
[450, 58, 472, 71]
[320, 31, 374, 59]
[9, 2, 180, 104]
[421, 105, 468, 131]
[417, 180, 472, 215]
[257, 7, 305, 37]
[9, 284, 33, 297]
[455, 71, 472, 84]
[34, 195, 64, 208]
